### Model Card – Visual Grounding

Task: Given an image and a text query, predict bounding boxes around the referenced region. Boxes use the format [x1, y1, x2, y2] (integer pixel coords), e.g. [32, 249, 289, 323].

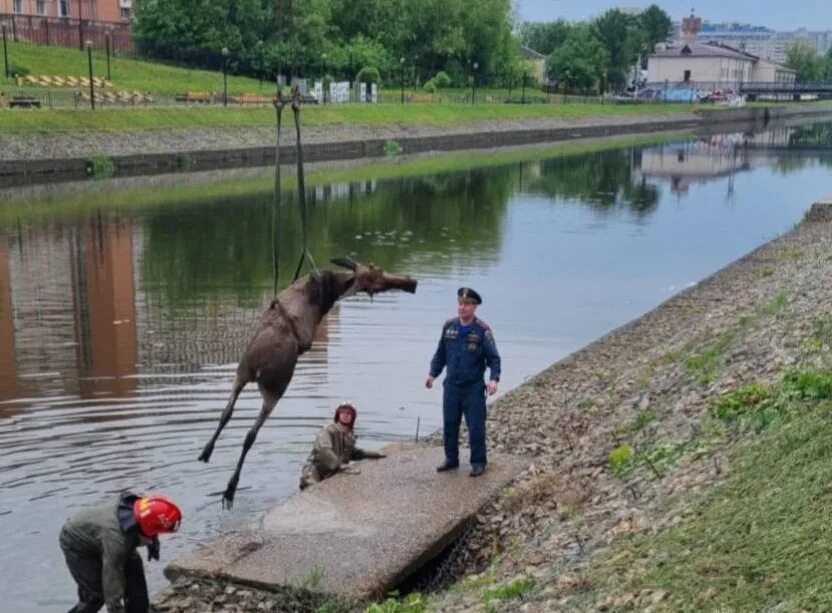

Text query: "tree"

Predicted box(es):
[637, 5, 672, 57]
[785, 41, 824, 82]
[546, 25, 608, 91]
[519, 20, 573, 56]
[592, 9, 639, 90]
[824, 47, 832, 80]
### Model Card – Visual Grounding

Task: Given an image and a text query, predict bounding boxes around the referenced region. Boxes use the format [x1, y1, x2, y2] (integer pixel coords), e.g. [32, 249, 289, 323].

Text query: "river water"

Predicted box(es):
[0, 120, 830, 610]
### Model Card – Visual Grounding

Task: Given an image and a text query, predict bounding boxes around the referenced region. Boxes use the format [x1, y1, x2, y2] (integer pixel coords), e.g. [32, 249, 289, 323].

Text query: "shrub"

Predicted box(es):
[711, 383, 773, 423]
[783, 371, 832, 400]
[423, 79, 437, 93]
[356, 66, 381, 85]
[9, 63, 30, 78]
[383, 139, 403, 156]
[433, 70, 452, 88]
[88, 156, 115, 179]
[367, 592, 427, 613]
[609, 445, 634, 476]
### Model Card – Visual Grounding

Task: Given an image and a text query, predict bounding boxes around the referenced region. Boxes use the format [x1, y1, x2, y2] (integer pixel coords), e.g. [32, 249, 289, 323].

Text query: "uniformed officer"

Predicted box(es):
[59, 491, 182, 613]
[425, 287, 501, 477]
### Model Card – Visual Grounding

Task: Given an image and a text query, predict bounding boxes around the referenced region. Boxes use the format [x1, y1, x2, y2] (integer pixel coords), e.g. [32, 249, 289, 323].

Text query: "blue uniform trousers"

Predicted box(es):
[443, 382, 487, 467]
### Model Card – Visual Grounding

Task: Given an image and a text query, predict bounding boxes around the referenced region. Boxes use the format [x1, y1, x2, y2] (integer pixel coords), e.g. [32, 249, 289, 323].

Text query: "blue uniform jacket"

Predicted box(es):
[429, 317, 501, 387]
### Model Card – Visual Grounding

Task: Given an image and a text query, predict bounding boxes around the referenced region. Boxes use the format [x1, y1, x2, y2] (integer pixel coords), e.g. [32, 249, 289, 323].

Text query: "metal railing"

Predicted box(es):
[0, 13, 133, 52]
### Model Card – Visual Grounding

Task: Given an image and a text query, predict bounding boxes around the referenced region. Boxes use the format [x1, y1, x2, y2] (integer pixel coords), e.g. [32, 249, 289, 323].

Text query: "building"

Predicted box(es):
[647, 41, 796, 88]
[0, 0, 131, 23]
[520, 45, 547, 85]
[671, 13, 832, 64]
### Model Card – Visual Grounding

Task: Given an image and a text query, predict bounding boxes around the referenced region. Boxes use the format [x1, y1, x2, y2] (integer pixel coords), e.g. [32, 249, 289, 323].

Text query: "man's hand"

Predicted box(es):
[425, 376, 435, 389]
[487, 380, 498, 396]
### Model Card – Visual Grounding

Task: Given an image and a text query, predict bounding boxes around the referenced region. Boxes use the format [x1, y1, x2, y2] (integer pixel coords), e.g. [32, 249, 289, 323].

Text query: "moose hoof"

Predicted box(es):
[198, 447, 213, 463]
[222, 493, 235, 510]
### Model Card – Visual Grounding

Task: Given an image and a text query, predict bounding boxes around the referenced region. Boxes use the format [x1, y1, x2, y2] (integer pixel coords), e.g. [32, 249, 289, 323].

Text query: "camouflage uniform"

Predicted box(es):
[299, 423, 381, 489]
[58, 492, 150, 613]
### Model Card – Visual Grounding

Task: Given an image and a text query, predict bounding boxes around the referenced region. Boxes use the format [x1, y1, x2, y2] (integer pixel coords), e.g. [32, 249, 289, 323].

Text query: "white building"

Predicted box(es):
[647, 41, 796, 88]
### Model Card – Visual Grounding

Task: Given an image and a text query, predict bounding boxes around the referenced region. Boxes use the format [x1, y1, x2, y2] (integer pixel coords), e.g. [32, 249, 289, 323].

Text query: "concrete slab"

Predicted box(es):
[166, 444, 527, 599]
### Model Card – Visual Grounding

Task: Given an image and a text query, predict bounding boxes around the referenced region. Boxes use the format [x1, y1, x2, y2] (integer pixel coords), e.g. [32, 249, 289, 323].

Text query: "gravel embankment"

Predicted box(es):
[152, 200, 832, 613]
[0, 112, 697, 161]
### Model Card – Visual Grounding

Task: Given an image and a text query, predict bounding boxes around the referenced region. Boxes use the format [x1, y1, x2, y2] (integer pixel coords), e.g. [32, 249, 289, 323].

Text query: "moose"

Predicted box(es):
[199, 257, 418, 507]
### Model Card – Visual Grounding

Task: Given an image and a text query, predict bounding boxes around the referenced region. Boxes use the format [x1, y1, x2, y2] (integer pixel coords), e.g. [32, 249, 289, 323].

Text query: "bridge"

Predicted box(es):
[739, 82, 832, 98]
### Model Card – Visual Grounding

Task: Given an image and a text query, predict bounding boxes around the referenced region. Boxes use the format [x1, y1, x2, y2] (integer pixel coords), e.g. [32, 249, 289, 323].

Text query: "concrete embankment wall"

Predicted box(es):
[1, 105, 829, 187]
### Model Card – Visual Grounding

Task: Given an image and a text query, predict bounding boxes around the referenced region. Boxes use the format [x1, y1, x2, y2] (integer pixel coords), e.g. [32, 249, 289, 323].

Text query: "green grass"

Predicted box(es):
[589, 369, 832, 612]
[1, 40, 268, 96]
[0, 130, 692, 228]
[0, 98, 708, 133]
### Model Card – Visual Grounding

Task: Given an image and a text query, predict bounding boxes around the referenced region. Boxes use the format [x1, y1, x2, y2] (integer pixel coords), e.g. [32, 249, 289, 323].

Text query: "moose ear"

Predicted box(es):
[330, 257, 358, 271]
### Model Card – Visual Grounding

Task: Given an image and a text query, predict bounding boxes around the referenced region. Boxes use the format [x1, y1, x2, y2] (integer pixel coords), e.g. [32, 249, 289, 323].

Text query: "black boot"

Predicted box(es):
[436, 460, 459, 472]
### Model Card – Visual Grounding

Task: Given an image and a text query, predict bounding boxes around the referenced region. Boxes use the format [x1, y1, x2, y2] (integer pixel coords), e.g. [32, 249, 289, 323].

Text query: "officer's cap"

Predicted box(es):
[457, 287, 482, 305]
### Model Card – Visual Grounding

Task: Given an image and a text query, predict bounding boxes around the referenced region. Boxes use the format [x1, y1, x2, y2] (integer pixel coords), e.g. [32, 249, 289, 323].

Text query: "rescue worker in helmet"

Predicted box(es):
[59, 491, 182, 613]
[299, 403, 386, 490]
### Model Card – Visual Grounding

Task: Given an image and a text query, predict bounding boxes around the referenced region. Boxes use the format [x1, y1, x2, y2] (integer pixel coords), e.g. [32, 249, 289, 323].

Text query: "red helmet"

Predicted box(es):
[133, 495, 182, 537]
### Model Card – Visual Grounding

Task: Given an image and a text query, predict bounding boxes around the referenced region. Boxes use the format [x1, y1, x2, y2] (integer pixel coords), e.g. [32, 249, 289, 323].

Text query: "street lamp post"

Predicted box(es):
[400, 56, 405, 104]
[85, 40, 95, 110]
[256, 40, 264, 87]
[470, 61, 478, 105]
[105, 32, 112, 81]
[521, 72, 527, 104]
[321, 52, 328, 105]
[601, 70, 607, 104]
[221, 47, 229, 106]
[2, 24, 10, 79]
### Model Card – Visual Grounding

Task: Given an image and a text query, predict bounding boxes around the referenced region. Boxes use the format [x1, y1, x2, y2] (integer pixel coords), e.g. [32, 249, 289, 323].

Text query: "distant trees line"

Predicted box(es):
[132, 0, 518, 88]
[784, 42, 832, 82]
[132, 0, 676, 92]
[520, 5, 672, 93]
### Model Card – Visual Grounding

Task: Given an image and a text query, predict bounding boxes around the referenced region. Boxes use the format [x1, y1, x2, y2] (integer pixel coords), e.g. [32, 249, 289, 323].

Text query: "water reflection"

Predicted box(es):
[72, 215, 138, 399]
[140, 168, 511, 308]
[0, 240, 19, 408]
[1, 119, 831, 612]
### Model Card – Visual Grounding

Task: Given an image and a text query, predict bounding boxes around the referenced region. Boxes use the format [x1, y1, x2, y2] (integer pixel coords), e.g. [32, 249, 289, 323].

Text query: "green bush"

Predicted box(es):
[711, 383, 773, 423]
[433, 70, 452, 88]
[88, 156, 115, 180]
[366, 592, 427, 613]
[482, 577, 535, 607]
[423, 79, 437, 93]
[783, 371, 832, 400]
[8, 63, 30, 78]
[382, 139, 403, 156]
[609, 445, 634, 476]
[356, 66, 381, 85]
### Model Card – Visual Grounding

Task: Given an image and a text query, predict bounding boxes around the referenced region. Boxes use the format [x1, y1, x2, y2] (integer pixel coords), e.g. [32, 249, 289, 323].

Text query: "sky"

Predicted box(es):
[516, 0, 832, 31]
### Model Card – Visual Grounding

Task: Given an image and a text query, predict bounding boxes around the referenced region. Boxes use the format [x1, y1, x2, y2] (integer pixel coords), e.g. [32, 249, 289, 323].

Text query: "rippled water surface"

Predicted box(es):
[1, 121, 831, 610]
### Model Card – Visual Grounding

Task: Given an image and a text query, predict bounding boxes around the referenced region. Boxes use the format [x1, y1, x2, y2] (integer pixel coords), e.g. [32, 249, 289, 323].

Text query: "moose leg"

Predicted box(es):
[198, 376, 245, 463]
[222, 389, 279, 508]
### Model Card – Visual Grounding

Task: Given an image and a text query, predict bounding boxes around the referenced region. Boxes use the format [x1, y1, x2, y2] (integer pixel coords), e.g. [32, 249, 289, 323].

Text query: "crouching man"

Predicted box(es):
[59, 492, 182, 613]
[299, 403, 385, 490]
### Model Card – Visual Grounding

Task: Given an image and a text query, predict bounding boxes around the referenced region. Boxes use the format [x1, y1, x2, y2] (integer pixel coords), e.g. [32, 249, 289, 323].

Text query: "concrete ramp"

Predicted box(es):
[166, 444, 527, 599]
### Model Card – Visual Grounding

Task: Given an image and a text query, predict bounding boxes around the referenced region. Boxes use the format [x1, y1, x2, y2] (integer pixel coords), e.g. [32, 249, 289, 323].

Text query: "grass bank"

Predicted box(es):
[588, 365, 832, 611]
[0, 99, 707, 133]
[0, 40, 267, 95]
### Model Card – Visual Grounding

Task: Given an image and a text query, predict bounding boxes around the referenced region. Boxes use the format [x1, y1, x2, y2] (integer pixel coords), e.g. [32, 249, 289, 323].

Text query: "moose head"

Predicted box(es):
[330, 257, 418, 297]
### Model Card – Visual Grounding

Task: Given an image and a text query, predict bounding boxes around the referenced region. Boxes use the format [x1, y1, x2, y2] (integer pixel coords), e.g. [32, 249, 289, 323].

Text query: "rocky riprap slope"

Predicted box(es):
[155, 202, 832, 612]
